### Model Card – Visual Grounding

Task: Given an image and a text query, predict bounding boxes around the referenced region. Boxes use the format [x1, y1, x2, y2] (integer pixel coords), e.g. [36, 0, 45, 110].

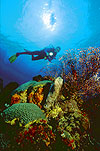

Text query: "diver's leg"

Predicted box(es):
[16, 50, 46, 60]
[16, 51, 33, 57]
[16, 50, 42, 57]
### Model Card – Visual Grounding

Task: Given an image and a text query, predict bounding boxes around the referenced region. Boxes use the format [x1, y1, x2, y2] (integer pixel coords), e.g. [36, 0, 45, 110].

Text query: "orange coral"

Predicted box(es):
[28, 88, 44, 108]
[11, 94, 20, 105]
[38, 87, 43, 94]
[34, 93, 44, 108]
[28, 92, 34, 103]
[35, 93, 43, 103]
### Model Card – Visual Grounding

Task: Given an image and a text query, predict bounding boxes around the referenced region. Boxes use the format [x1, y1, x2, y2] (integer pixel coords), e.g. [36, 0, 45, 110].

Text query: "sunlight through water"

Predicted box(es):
[42, 2, 56, 31]
[42, 11, 56, 31]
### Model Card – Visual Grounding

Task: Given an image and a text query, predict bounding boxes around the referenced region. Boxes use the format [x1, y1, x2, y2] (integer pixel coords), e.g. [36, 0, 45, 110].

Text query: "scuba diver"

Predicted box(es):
[9, 46, 61, 63]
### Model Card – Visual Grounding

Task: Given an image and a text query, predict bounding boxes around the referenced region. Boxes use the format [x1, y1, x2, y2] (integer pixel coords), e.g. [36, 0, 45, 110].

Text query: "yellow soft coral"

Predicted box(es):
[20, 90, 27, 103]
[48, 106, 62, 118]
[6, 118, 19, 125]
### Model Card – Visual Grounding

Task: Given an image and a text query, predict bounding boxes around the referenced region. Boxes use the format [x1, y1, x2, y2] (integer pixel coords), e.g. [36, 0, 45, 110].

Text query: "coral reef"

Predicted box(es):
[44, 77, 63, 113]
[1, 103, 46, 125]
[41, 47, 100, 99]
[0, 47, 100, 151]
[11, 93, 21, 104]
[11, 90, 28, 105]
[12, 80, 53, 94]
[16, 119, 56, 149]
[10, 79, 53, 108]
[43, 78, 90, 150]
[57, 99, 90, 150]
[12, 80, 37, 94]
[28, 87, 44, 108]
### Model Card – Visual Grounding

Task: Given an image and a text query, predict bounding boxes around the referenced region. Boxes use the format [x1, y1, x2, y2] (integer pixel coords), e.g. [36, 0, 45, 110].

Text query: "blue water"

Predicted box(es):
[0, 0, 100, 86]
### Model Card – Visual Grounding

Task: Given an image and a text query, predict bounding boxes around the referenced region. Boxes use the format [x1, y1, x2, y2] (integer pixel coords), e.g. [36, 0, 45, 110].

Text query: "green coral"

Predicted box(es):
[1, 103, 46, 125]
[12, 80, 37, 94]
[12, 80, 53, 94]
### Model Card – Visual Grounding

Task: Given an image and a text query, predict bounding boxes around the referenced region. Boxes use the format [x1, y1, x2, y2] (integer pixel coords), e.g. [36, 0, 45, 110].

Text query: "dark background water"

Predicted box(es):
[0, 0, 100, 87]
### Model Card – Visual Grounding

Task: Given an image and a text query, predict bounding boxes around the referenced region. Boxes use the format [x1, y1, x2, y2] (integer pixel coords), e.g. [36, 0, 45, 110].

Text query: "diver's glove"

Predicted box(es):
[9, 54, 18, 63]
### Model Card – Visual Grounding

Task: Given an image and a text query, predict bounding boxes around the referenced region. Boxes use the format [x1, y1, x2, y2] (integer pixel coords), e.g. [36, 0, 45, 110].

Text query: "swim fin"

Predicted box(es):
[9, 55, 17, 63]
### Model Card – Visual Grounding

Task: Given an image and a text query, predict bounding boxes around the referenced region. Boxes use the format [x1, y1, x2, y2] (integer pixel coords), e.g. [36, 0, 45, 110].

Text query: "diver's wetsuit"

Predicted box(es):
[16, 47, 57, 62]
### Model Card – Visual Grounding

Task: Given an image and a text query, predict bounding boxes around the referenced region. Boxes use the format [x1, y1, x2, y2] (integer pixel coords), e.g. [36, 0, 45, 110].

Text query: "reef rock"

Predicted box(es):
[0, 82, 19, 110]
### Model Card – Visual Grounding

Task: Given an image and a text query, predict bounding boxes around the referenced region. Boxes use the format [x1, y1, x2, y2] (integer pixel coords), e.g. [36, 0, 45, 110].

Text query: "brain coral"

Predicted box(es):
[1, 103, 46, 125]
